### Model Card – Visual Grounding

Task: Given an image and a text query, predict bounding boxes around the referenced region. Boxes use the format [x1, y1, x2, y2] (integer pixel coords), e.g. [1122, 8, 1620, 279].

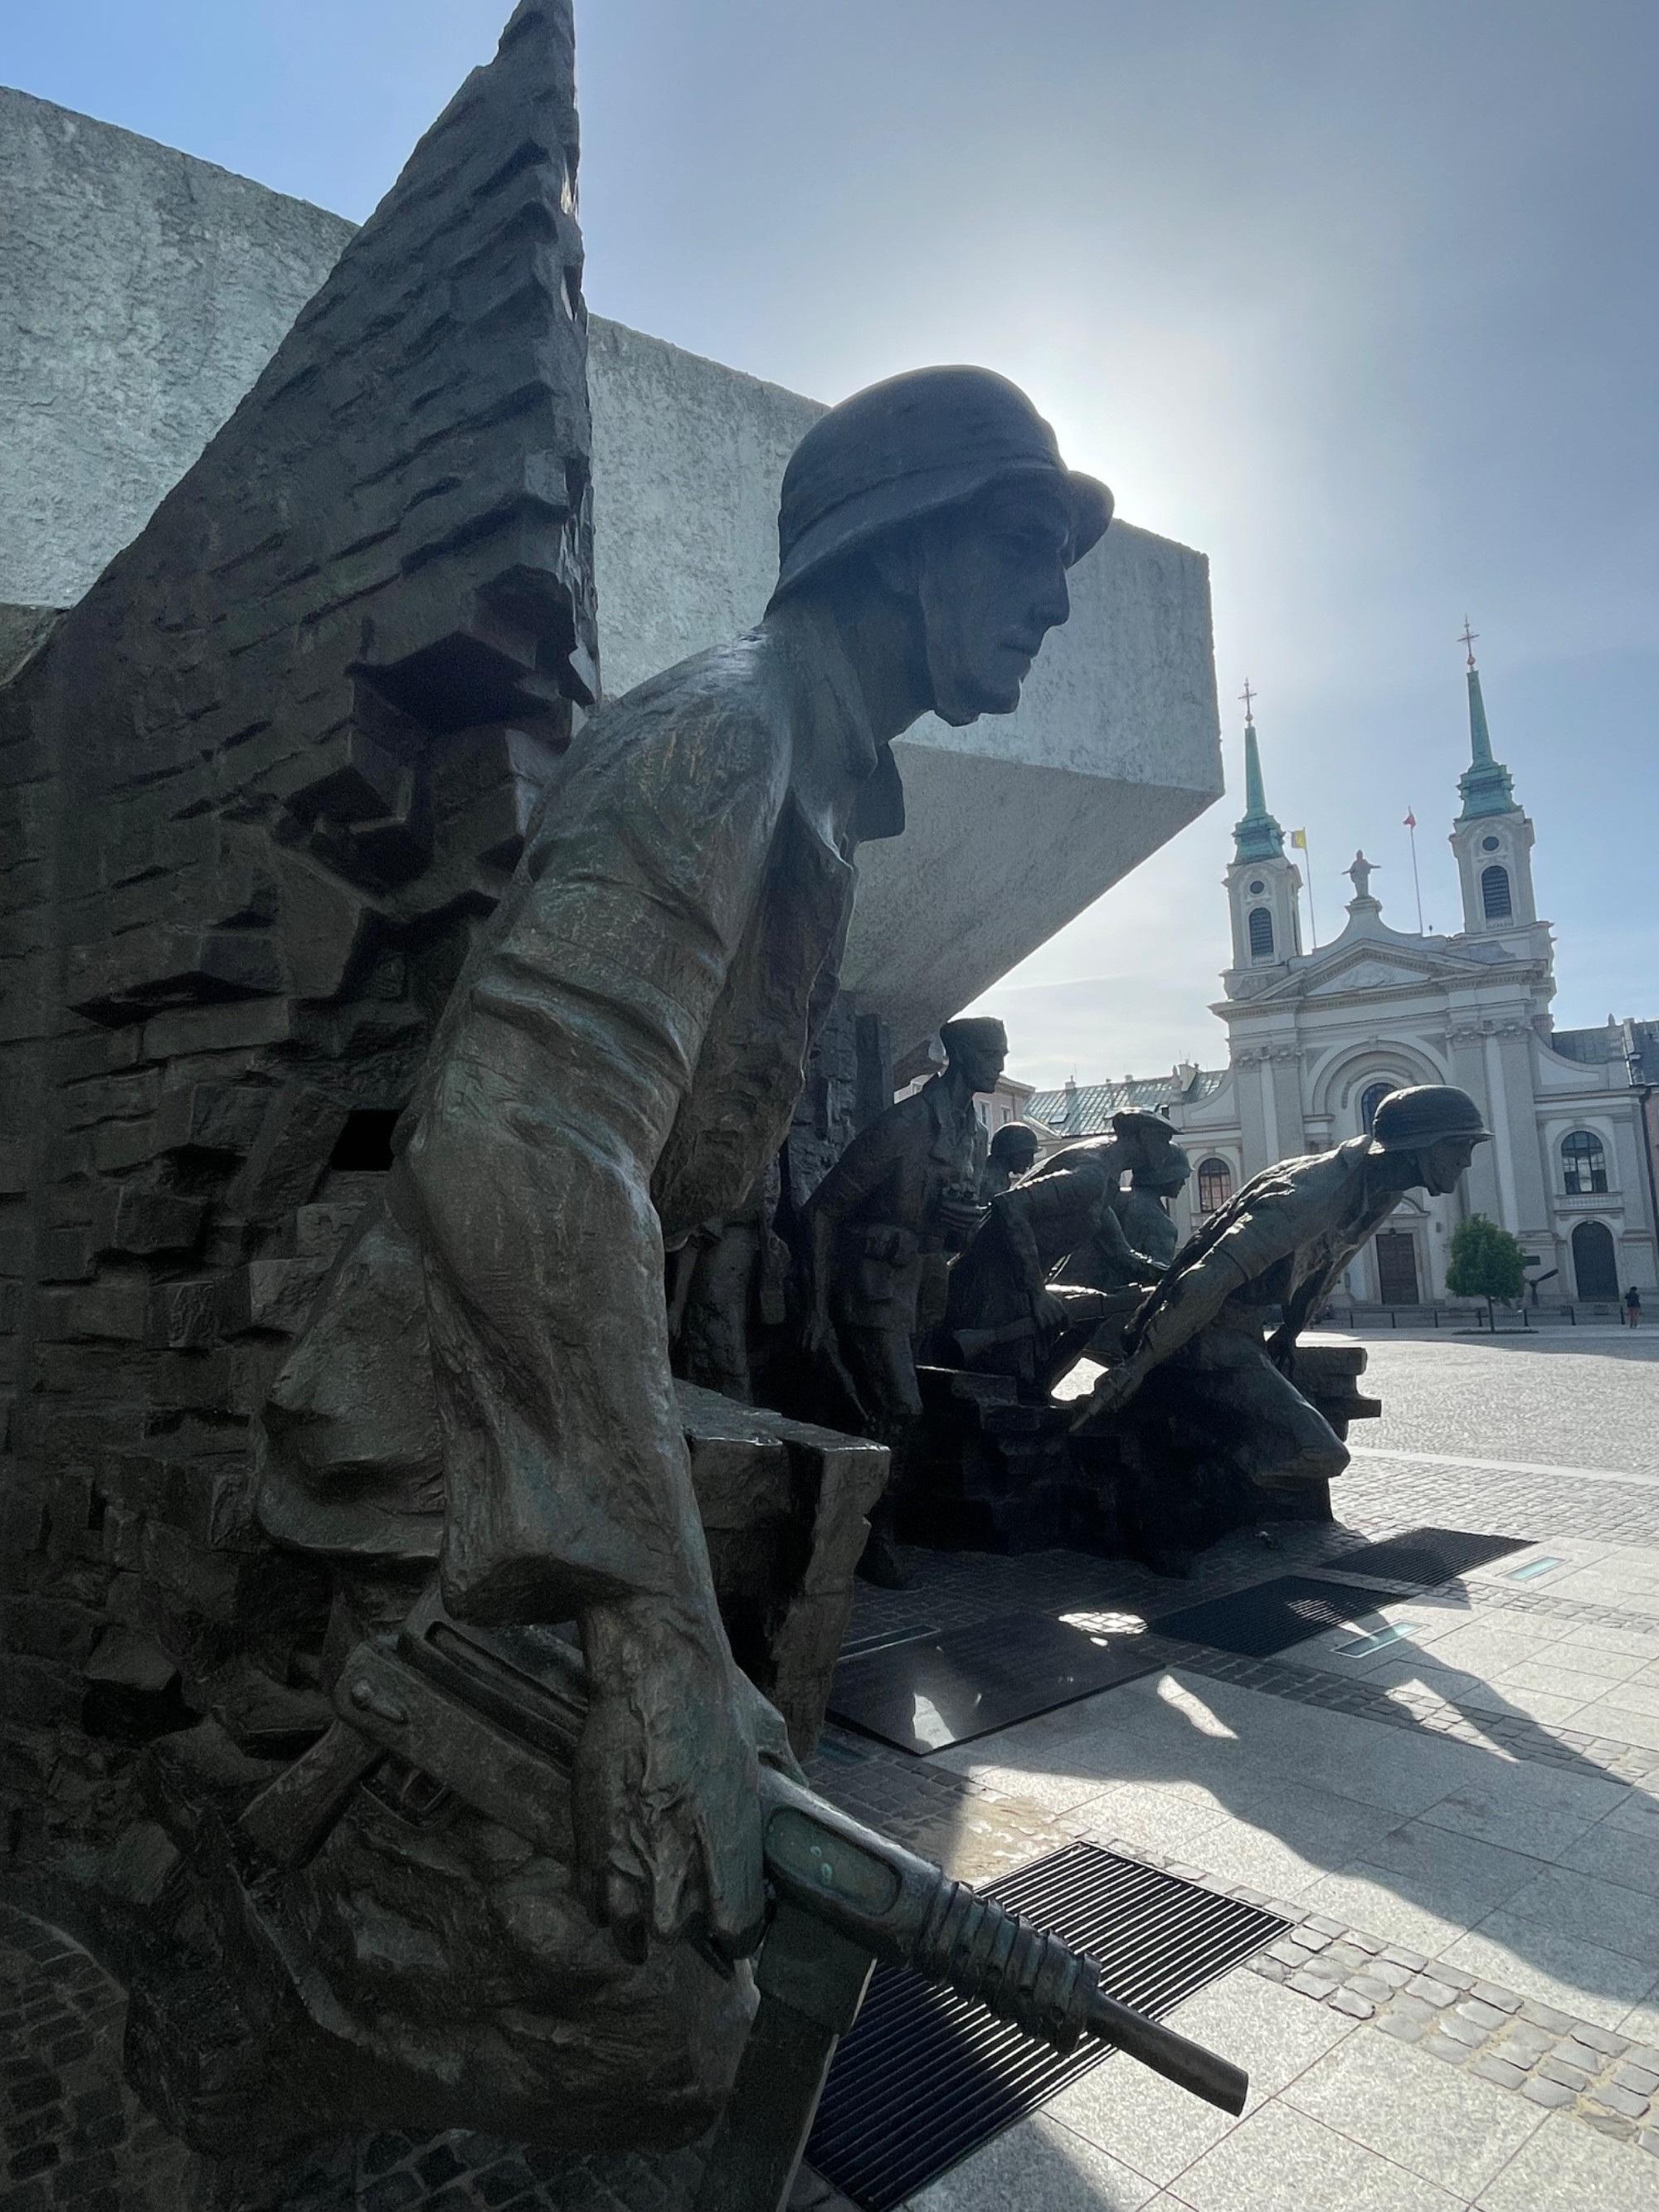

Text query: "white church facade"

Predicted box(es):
[1148, 655, 1659, 1310]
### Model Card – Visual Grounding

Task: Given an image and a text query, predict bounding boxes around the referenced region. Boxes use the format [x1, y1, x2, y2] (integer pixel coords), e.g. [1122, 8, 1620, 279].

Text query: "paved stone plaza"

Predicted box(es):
[6, 1328, 1659, 2211]
[859, 1327, 1659, 2210]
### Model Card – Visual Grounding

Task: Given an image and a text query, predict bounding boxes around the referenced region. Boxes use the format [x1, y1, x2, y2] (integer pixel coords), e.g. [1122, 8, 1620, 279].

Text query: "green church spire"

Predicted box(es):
[1455, 621, 1516, 820]
[1233, 681, 1285, 861]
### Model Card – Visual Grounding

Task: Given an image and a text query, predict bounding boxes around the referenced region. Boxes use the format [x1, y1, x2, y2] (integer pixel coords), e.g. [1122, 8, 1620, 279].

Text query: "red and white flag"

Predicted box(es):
[1404, 809, 1417, 829]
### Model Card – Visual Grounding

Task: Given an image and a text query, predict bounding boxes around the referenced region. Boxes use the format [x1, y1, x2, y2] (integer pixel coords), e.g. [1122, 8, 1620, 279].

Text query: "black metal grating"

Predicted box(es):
[1146, 1574, 1419, 1659]
[827, 1610, 1161, 1756]
[1324, 1526, 1535, 1586]
[806, 1842, 1284, 2210]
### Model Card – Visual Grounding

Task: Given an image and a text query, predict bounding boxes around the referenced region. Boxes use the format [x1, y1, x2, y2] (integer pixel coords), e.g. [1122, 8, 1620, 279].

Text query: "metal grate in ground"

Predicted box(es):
[806, 1841, 1284, 2211]
[1307, 1524, 1535, 1586]
[1146, 1574, 1418, 1659]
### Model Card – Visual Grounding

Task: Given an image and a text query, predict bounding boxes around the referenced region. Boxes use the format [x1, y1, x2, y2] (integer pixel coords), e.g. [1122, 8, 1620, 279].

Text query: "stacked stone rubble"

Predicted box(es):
[0, 1, 596, 1901]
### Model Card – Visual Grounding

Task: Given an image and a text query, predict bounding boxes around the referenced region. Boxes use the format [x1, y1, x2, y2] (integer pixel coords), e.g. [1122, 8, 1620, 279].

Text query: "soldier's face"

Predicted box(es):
[1416, 1136, 1479, 1195]
[917, 480, 1073, 725]
[954, 1040, 1008, 1093]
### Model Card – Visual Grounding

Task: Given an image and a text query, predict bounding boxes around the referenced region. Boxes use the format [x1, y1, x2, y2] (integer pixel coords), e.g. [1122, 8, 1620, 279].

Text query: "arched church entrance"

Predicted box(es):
[1571, 1220, 1620, 1302]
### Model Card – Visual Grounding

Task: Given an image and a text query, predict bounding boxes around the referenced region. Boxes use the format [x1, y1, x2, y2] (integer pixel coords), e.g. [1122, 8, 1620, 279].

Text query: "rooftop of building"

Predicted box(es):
[1025, 1066, 1228, 1137]
[1549, 1020, 1659, 1073]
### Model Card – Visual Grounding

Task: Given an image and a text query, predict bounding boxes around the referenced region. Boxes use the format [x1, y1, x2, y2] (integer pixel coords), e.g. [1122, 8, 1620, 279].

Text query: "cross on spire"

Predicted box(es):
[1459, 618, 1478, 670]
[1238, 678, 1257, 722]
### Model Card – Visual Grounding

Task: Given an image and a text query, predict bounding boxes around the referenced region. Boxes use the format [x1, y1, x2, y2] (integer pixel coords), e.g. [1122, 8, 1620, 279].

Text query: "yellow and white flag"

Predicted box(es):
[1290, 829, 1307, 850]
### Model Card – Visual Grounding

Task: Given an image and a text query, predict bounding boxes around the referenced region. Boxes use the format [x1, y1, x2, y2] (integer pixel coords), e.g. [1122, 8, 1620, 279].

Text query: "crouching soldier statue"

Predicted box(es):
[943, 1113, 1179, 1390]
[198, 368, 1111, 2158]
[1071, 1086, 1487, 1565]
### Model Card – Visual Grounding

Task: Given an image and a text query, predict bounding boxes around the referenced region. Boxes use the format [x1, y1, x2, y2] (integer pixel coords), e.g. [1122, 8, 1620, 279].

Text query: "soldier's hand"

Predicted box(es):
[804, 1303, 838, 1362]
[575, 1595, 769, 1965]
[1071, 1354, 1150, 1431]
[1029, 1288, 1071, 1335]
[938, 1194, 988, 1239]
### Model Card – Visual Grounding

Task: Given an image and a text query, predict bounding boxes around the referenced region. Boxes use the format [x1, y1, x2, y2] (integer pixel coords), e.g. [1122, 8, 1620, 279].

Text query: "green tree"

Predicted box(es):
[1446, 1212, 1528, 1331]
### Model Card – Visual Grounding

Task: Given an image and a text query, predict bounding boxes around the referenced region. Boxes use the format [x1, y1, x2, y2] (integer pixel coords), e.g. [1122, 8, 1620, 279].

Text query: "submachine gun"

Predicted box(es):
[240, 1591, 1247, 2212]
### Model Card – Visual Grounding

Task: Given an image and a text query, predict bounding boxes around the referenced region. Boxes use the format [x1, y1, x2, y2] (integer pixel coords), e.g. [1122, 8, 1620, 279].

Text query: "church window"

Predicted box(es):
[1248, 907, 1275, 958]
[1481, 836, 1501, 852]
[1248, 879, 1266, 894]
[1360, 1081, 1395, 1135]
[1562, 1129, 1608, 1194]
[1481, 864, 1512, 919]
[1197, 1157, 1233, 1214]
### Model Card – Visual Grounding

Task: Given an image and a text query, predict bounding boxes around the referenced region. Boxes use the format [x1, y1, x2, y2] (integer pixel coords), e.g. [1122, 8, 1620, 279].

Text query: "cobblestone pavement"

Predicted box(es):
[0, 1907, 852, 2212]
[0, 1903, 194, 2212]
[1335, 1327, 1659, 1479]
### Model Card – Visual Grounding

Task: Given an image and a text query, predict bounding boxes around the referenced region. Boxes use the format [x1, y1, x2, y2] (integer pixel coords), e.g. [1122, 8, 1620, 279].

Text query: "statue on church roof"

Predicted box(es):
[1346, 850, 1379, 904]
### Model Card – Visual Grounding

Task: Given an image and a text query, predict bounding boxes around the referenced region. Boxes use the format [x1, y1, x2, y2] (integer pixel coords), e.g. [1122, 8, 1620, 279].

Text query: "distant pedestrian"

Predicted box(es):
[1626, 1286, 1642, 1328]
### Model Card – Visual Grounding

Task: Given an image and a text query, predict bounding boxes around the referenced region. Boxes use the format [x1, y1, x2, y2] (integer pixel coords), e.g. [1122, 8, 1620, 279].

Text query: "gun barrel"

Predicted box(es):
[269, 1609, 1249, 2119]
[1087, 1985, 1248, 2114]
[760, 1772, 1248, 2114]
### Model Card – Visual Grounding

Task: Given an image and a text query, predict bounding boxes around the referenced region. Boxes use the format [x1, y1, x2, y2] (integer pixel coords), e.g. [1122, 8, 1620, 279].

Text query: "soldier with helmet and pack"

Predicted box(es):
[255, 364, 1111, 2145]
[1072, 1087, 1490, 1495]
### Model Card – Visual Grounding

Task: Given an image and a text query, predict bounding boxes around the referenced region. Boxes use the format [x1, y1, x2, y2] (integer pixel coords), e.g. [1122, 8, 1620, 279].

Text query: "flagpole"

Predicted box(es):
[1404, 807, 1424, 933]
[1292, 829, 1317, 947]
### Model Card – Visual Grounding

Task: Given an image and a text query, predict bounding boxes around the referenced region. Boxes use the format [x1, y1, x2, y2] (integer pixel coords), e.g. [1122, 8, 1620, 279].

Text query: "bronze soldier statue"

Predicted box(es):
[669, 1161, 791, 1404]
[944, 1113, 1175, 1386]
[802, 1016, 1009, 1582]
[1073, 1087, 1487, 1499]
[257, 368, 1110, 2141]
[980, 1118, 1039, 1200]
[1053, 1123, 1190, 1289]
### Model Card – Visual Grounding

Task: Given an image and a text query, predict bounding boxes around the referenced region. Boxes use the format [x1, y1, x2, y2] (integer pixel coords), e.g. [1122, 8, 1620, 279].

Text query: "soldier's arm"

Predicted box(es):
[995, 1182, 1060, 1301]
[401, 689, 791, 1956]
[805, 1116, 896, 1234]
[1088, 1201, 1163, 1285]
[1142, 1193, 1311, 1350]
[801, 1113, 905, 1332]
[1131, 1247, 1250, 1362]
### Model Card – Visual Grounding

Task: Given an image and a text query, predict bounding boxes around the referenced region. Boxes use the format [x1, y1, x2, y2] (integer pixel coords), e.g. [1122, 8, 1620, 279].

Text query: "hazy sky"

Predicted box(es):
[7, 2, 1656, 1088]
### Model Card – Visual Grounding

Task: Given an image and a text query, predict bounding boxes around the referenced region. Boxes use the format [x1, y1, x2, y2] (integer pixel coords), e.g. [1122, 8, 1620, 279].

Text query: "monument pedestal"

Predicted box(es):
[895, 1343, 1379, 1572]
[898, 1367, 1078, 1555]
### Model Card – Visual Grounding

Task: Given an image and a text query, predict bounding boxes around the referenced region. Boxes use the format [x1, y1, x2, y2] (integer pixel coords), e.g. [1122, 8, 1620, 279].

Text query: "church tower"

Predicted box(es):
[1448, 626, 1537, 936]
[1225, 691, 1303, 968]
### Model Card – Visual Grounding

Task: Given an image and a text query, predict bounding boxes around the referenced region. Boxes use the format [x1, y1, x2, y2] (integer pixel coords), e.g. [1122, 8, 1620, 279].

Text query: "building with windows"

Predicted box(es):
[1152, 655, 1659, 1306]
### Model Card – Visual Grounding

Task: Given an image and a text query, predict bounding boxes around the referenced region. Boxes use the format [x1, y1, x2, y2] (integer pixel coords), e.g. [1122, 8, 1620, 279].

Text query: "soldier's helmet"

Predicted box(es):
[770, 366, 1113, 604]
[1370, 1086, 1491, 1152]
[988, 1123, 1039, 1163]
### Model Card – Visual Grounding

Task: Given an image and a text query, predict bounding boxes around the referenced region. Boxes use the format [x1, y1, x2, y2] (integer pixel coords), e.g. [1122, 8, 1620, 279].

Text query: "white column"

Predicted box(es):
[1482, 1030, 1519, 1230]
[1258, 1058, 1281, 1165]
